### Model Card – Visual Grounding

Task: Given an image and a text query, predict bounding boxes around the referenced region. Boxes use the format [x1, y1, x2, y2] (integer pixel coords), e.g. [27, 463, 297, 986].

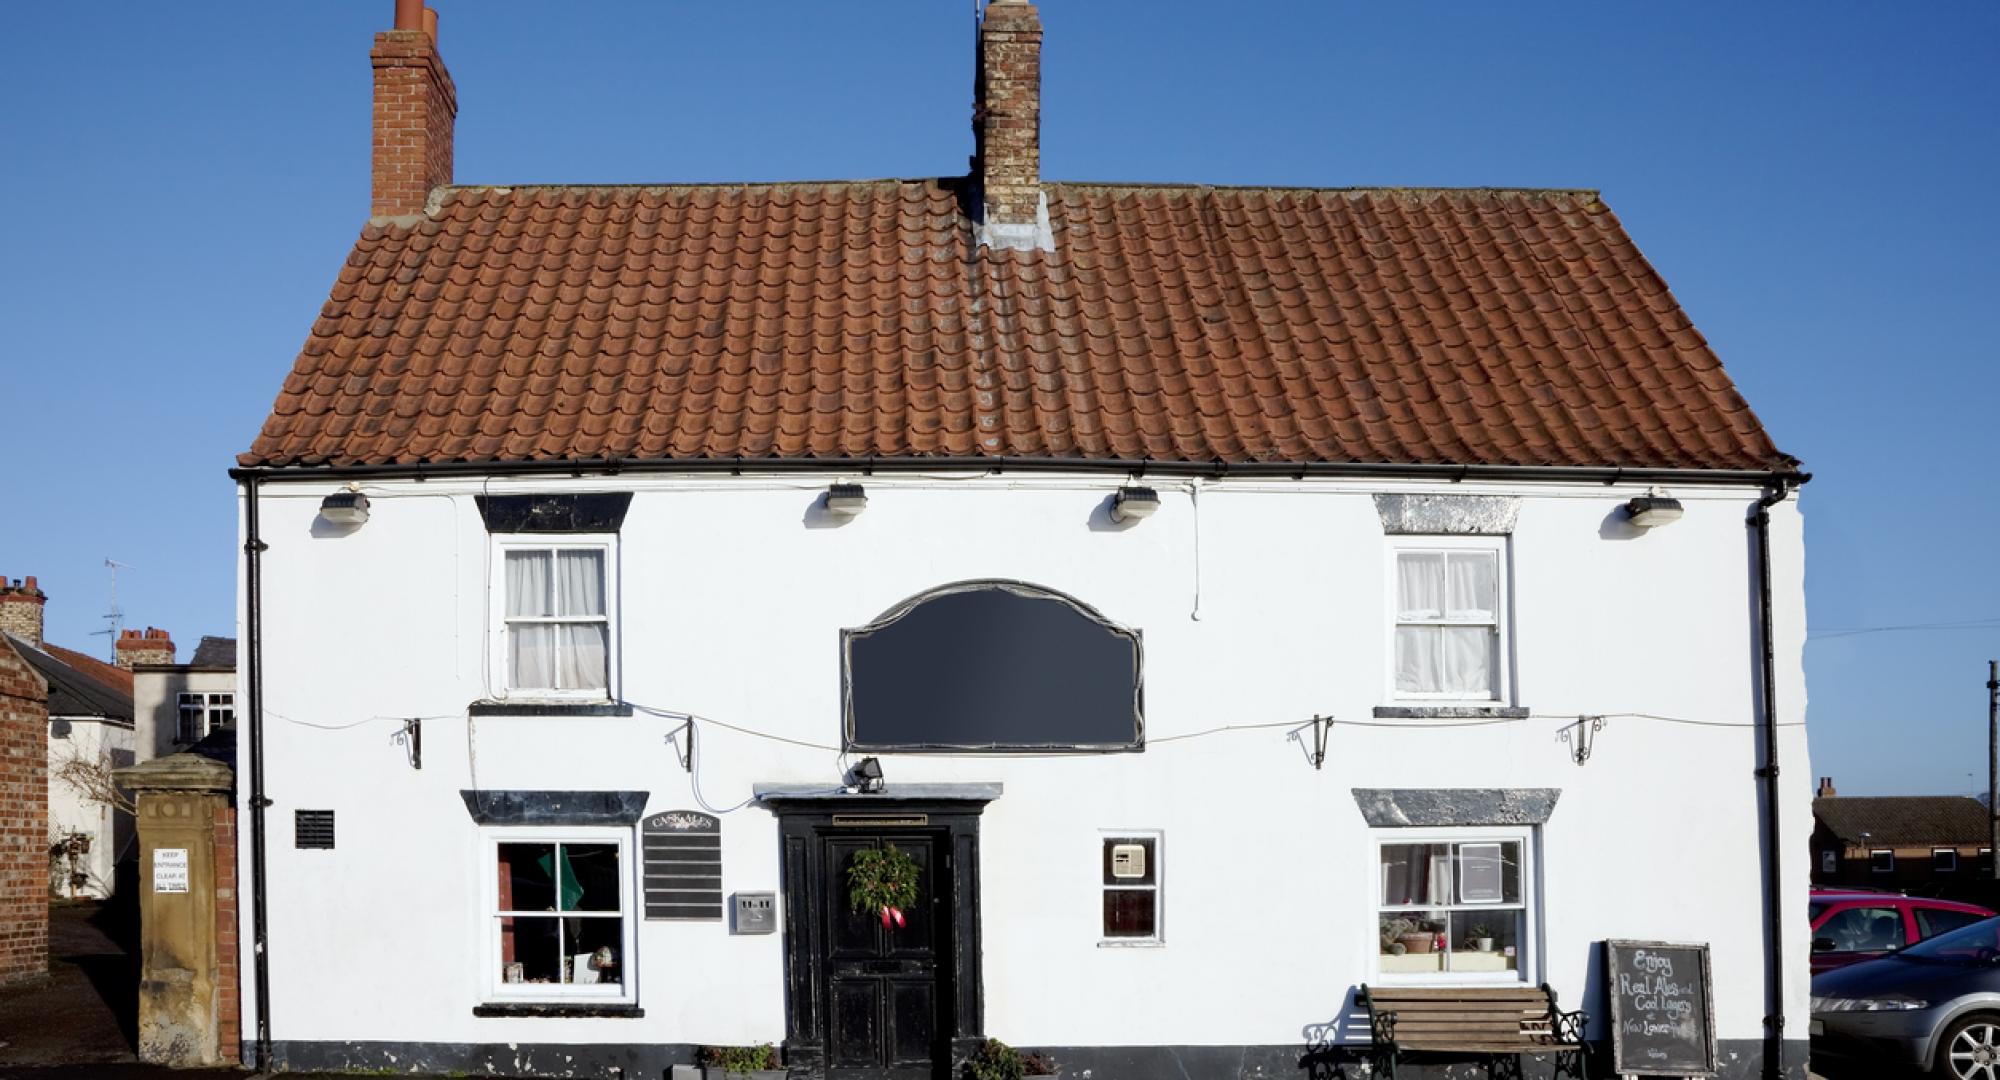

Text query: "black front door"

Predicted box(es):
[771, 794, 989, 1080]
[823, 833, 946, 1079]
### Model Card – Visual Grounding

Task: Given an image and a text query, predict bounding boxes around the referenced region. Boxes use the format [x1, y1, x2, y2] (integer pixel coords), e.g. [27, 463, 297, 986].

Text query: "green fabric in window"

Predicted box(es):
[538, 847, 585, 911]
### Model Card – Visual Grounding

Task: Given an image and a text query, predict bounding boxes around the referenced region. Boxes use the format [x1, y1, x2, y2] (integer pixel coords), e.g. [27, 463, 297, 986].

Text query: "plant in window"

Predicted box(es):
[847, 844, 920, 929]
[1380, 916, 1417, 955]
[1470, 923, 1495, 952]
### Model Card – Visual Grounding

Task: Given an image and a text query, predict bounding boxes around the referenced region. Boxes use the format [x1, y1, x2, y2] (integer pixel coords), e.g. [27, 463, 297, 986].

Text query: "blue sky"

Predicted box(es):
[2, 3, 1994, 794]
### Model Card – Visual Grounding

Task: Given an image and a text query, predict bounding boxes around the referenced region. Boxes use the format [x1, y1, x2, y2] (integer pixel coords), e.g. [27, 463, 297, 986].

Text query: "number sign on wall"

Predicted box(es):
[642, 811, 722, 920]
[1604, 939, 1717, 1077]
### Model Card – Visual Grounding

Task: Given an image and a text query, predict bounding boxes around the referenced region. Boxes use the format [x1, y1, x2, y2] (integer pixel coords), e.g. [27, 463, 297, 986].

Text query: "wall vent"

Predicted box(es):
[295, 810, 336, 850]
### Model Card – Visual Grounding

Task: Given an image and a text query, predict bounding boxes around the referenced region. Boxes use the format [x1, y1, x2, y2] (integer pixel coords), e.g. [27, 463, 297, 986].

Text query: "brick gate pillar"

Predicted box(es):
[116, 745, 236, 1066]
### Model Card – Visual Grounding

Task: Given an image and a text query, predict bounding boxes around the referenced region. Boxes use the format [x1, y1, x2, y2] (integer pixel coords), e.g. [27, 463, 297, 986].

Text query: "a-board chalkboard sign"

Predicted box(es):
[641, 810, 721, 920]
[1604, 939, 1717, 1077]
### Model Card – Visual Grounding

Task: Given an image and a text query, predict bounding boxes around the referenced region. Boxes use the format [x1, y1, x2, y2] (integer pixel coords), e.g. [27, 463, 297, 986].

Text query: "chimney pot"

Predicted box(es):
[423, 5, 439, 46]
[1816, 776, 1837, 798]
[394, 0, 423, 30]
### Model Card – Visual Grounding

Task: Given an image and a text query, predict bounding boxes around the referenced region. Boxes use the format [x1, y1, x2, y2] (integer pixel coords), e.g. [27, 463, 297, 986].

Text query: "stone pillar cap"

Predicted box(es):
[117, 749, 234, 795]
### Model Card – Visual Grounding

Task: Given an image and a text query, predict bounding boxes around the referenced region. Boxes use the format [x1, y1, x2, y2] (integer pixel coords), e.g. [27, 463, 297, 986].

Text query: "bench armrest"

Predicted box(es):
[1370, 1008, 1399, 1046]
[1555, 1007, 1588, 1045]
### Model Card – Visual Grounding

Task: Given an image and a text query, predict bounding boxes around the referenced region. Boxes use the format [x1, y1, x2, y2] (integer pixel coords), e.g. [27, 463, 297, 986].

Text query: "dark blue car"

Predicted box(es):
[1813, 915, 2000, 1078]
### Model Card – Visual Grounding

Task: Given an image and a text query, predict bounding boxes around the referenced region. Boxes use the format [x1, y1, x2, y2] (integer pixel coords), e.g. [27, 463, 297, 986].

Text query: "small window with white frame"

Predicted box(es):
[1934, 848, 1958, 873]
[175, 692, 235, 743]
[1871, 849, 1894, 874]
[1377, 829, 1534, 982]
[1101, 833, 1161, 943]
[487, 829, 633, 1002]
[1390, 539, 1507, 701]
[495, 538, 615, 697]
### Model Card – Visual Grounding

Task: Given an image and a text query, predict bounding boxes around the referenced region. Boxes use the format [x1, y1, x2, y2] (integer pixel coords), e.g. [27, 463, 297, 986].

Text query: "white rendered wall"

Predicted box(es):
[47, 716, 135, 898]
[235, 473, 1811, 1053]
[134, 668, 237, 762]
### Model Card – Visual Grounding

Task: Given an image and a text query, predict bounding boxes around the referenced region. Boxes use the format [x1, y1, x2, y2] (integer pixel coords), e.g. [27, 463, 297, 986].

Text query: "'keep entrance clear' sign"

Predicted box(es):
[153, 848, 190, 894]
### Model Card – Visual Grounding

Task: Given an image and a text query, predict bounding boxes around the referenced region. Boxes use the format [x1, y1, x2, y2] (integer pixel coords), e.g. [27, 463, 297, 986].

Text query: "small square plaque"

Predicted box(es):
[733, 891, 777, 935]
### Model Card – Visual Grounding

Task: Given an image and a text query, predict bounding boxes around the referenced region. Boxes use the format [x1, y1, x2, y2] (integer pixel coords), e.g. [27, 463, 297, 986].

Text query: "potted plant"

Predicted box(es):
[848, 844, 921, 929]
[966, 1037, 1060, 1079]
[677, 1044, 785, 1080]
[1379, 916, 1415, 955]
[1470, 924, 1495, 952]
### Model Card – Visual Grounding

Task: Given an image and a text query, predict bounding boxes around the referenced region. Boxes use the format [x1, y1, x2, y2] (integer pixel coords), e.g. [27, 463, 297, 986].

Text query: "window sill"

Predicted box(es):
[473, 1002, 644, 1019]
[1372, 705, 1528, 720]
[1097, 939, 1165, 949]
[468, 700, 633, 718]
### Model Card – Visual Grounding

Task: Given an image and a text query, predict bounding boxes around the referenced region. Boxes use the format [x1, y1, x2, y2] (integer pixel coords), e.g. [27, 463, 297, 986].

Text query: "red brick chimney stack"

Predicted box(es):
[0, 577, 46, 650]
[115, 627, 176, 671]
[974, 0, 1049, 250]
[371, 1, 456, 220]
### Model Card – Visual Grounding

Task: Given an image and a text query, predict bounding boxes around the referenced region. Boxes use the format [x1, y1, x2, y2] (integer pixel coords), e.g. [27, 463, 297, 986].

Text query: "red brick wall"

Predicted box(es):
[214, 804, 239, 1064]
[976, 0, 1043, 226]
[0, 639, 49, 987]
[371, 28, 457, 219]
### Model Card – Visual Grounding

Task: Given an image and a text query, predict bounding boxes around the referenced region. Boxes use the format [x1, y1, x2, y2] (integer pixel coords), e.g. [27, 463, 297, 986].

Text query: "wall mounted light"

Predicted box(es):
[825, 483, 869, 517]
[851, 756, 885, 794]
[319, 490, 371, 526]
[1111, 485, 1161, 524]
[1625, 490, 1684, 529]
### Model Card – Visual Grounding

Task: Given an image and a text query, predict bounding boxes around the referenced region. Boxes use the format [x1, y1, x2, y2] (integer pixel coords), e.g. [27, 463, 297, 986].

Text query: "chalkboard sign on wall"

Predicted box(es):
[642, 811, 722, 920]
[1604, 939, 1717, 1076]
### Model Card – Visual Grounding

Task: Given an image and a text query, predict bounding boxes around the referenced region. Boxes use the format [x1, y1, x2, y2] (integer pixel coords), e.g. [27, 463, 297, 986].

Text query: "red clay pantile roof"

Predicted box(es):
[43, 642, 133, 697]
[243, 180, 1792, 472]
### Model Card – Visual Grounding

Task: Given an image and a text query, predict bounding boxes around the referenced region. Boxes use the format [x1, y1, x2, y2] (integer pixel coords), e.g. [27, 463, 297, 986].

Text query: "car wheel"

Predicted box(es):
[1939, 1014, 2000, 1079]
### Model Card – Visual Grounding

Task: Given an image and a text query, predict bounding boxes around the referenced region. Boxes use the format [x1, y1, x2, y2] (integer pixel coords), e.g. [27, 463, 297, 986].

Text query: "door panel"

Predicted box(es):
[887, 979, 937, 1067]
[830, 981, 884, 1069]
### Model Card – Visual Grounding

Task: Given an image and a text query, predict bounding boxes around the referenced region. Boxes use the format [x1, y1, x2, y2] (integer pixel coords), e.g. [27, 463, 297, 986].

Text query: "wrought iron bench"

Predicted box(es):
[1358, 983, 1589, 1080]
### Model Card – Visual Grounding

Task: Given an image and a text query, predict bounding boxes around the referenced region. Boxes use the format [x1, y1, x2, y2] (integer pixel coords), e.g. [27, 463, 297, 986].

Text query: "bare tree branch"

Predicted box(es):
[50, 742, 136, 817]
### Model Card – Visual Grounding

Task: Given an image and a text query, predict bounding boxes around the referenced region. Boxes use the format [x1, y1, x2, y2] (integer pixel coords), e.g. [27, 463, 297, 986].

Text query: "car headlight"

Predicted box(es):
[1813, 995, 1929, 1012]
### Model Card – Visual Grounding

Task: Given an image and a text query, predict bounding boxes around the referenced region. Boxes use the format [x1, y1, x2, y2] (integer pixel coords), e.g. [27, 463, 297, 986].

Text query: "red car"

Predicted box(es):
[1809, 889, 1995, 973]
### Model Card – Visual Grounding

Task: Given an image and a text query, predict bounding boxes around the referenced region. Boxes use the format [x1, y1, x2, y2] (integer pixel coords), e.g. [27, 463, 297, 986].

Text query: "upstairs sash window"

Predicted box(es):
[502, 544, 611, 695]
[1393, 542, 1505, 700]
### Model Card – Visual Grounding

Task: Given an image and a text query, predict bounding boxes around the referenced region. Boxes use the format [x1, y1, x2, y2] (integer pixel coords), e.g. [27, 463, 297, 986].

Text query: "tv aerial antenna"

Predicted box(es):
[91, 558, 134, 658]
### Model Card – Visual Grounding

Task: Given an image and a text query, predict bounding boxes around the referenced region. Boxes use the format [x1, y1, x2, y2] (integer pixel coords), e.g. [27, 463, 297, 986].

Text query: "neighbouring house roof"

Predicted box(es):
[242, 181, 1793, 474]
[1814, 796, 1992, 848]
[189, 636, 236, 670]
[7, 636, 134, 724]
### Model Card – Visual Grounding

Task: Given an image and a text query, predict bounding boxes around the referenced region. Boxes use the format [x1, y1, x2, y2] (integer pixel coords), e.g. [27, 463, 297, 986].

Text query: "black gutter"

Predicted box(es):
[230, 455, 1807, 488]
[242, 476, 273, 1070]
[1750, 479, 1800, 1080]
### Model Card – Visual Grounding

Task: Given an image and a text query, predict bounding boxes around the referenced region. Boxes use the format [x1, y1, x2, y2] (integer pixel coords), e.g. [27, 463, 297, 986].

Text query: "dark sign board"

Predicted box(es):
[1605, 939, 1716, 1076]
[844, 580, 1143, 751]
[642, 810, 721, 920]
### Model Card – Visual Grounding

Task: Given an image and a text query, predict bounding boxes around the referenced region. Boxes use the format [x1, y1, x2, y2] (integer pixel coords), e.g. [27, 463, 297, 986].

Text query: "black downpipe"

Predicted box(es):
[243, 477, 273, 1070]
[1752, 483, 1793, 1080]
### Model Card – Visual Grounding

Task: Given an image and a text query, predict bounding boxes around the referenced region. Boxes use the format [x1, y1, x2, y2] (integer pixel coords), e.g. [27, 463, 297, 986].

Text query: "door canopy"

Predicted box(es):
[842, 580, 1143, 752]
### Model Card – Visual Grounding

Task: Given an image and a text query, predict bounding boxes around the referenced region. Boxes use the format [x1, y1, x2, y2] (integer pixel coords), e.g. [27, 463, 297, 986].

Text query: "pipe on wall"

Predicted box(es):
[243, 477, 273, 1070]
[1751, 482, 1794, 1080]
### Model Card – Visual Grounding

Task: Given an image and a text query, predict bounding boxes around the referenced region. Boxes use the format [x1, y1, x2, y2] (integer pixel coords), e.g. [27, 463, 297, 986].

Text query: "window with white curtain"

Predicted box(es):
[498, 540, 612, 696]
[1391, 539, 1506, 701]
